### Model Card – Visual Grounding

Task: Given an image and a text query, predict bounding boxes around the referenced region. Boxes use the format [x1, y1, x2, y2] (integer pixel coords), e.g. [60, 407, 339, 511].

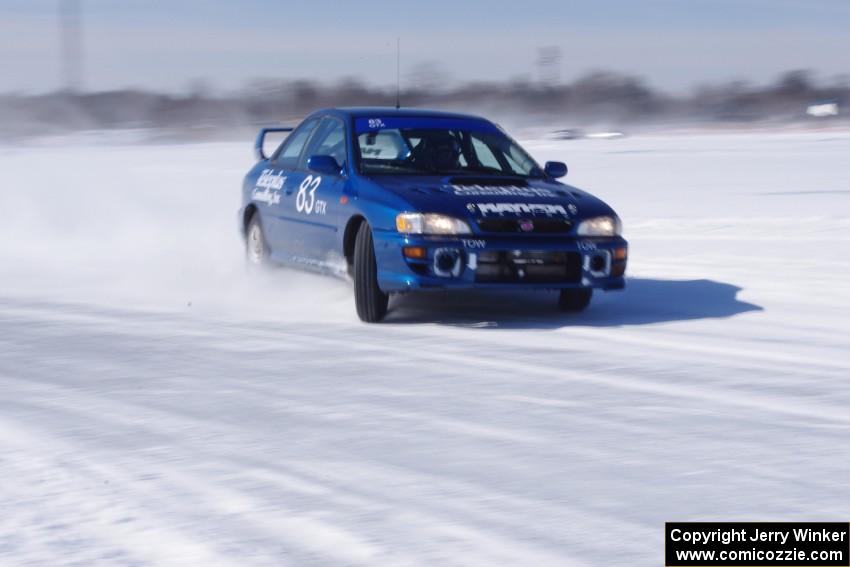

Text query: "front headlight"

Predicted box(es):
[576, 215, 622, 237]
[396, 213, 471, 235]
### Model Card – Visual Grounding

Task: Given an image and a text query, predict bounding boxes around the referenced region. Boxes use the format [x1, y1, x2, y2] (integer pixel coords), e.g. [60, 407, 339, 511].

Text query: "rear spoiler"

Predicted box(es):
[254, 127, 294, 161]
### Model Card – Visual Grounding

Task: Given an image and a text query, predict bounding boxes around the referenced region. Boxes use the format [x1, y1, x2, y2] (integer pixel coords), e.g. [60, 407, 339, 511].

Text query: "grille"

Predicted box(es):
[476, 218, 573, 234]
[475, 251, 582, 283]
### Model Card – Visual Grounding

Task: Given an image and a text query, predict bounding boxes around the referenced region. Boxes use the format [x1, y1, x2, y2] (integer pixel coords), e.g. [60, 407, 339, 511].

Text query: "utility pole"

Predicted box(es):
[536, 46, 562, 87]
[59, 0, 83, 92]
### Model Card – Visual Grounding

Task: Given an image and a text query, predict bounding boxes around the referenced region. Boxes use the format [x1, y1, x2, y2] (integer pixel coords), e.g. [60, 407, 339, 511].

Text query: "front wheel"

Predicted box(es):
[353, 223, 389, 323]
[558, 288, 592, 312]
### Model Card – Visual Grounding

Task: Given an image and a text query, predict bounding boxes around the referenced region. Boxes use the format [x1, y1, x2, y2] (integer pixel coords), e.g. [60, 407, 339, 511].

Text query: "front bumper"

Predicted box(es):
[372, 230, 627, 293]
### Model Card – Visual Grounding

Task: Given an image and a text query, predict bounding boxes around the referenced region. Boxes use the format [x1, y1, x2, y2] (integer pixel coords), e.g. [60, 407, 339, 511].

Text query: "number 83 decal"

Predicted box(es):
[295, 175, 328, 215]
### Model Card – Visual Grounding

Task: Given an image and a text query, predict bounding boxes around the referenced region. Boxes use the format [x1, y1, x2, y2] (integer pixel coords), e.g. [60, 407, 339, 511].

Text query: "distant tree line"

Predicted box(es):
[0, 69, 846, 140]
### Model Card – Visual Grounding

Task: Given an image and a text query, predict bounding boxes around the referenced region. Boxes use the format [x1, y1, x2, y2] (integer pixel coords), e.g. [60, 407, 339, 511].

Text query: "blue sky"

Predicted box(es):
[1, 0, 848, 93]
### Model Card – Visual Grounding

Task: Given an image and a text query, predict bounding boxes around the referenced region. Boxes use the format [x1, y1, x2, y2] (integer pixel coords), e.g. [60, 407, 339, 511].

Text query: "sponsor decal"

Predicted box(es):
[471, 202, 569, 217]
[361, 146, 385, 157]
[257, 169, 286, 190]
[367, 118, 386, 129]
[519, 220, 535, 232]
[452, 184, 556, 198]
[252, 169, 286, 206]
[568, 203, 578, 215]
[252, 187, 281, 206]
[577, 240, 598, 252]
[461, 239, 486, 249]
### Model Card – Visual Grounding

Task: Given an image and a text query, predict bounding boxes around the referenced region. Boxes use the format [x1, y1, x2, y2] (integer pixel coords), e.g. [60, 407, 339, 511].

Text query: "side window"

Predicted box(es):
[274, 117, 319, 169]
[302, 117, 347, 170]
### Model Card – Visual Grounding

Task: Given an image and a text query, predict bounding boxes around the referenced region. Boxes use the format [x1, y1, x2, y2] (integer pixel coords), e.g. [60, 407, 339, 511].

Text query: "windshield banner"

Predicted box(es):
[354, 117, 500, 135]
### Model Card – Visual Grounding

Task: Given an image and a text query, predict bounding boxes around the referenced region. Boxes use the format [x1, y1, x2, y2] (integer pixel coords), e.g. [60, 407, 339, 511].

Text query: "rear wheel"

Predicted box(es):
[353, 223, 389, 323]
[246, 214, 269, 268]
[558, 288, 592, 312]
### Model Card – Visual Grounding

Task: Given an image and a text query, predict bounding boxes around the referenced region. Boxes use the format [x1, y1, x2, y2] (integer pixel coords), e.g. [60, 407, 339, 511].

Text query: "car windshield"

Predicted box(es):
[354, 116, 543, 177]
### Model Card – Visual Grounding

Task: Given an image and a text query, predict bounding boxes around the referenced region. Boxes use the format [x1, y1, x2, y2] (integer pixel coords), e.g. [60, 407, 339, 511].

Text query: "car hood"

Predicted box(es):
[366, 174, 616, 222]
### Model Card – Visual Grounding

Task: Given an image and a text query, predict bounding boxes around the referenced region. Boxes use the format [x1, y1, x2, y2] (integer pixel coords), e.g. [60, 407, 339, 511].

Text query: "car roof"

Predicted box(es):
[313, 107, 491, 122]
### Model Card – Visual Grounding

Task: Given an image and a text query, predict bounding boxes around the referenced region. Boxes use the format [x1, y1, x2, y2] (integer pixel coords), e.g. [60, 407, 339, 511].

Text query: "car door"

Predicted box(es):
[287, 116, 349, 268]
[260, 116, 320, 262]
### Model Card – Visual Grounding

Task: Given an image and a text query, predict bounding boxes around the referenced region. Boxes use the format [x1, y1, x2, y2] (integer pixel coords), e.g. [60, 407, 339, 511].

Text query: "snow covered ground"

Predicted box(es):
[1, 131, 849, 566]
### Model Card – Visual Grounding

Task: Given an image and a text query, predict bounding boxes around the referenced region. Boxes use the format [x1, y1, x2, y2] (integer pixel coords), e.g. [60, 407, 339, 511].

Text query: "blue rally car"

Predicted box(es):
[239, 108, 627, 322]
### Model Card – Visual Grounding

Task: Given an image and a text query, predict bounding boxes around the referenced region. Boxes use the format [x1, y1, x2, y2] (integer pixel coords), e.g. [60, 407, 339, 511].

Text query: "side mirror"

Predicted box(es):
[544, 161, 568, 179]
[307, 155, 343, 176]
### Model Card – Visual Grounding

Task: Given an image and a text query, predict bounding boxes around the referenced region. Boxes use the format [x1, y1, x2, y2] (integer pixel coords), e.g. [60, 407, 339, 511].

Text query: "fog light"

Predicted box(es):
[433, 248, 462, 277]
[403, 246, 427, 259]
[590, 254, 607, 272]
[585, 251, 611, 277]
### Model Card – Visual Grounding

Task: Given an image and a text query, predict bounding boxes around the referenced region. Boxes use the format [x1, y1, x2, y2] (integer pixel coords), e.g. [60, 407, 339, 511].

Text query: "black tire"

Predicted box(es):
[245, 213, 269, 268]
[558, 288, 592, 312]
[353, 223, 389, 322]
